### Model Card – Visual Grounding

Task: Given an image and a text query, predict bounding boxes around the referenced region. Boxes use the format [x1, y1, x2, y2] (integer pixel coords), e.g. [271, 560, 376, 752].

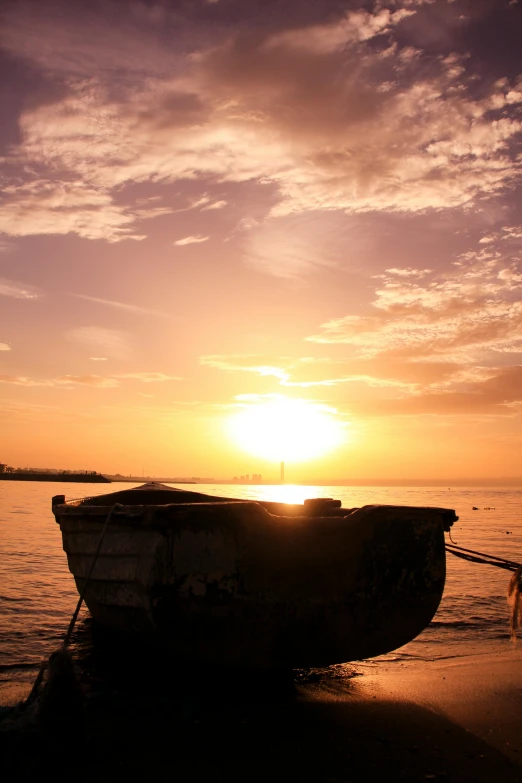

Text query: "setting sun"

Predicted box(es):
[225, 397, 346, 463]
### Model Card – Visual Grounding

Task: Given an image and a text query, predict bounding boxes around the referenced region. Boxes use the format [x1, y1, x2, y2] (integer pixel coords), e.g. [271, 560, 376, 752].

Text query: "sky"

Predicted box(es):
[1, 0, 522, 482]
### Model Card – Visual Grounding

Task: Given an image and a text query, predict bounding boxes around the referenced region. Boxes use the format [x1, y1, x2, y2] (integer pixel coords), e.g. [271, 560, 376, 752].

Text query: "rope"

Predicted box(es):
[24, 503, 120, 706]
[445, 541, 521, 572]
[62, 503, 120, 648]
[445, 540, 522, 642]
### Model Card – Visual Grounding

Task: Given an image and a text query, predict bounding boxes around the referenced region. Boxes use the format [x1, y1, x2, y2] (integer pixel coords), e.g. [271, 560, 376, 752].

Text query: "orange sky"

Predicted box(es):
[1, 0, 522, 481]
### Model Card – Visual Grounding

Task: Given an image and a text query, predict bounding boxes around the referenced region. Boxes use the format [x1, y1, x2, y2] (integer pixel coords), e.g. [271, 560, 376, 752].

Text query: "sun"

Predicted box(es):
[225, 397, 346, 463]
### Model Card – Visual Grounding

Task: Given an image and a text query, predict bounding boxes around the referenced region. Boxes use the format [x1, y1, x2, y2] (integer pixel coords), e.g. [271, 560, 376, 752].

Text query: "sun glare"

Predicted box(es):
[226, 397, 346, 463]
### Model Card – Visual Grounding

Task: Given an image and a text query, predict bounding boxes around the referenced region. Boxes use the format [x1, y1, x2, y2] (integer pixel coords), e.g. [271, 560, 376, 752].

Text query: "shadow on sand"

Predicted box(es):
[2, 618, 522, 782]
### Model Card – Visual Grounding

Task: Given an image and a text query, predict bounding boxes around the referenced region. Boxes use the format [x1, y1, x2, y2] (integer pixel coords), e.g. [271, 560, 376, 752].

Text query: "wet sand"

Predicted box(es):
[2, 650, 522, 782]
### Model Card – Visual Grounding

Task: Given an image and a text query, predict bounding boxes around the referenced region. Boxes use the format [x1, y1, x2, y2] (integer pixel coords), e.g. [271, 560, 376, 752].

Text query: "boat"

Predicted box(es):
[51, 482, 458, 669]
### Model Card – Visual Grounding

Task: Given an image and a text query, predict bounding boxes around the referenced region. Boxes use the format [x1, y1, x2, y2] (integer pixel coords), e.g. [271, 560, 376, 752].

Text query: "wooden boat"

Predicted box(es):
[52, 483, 457, 669]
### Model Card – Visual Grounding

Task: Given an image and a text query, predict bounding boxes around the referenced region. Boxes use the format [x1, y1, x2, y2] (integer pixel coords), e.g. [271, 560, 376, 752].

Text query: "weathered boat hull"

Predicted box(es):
[52, 485, 457, 668]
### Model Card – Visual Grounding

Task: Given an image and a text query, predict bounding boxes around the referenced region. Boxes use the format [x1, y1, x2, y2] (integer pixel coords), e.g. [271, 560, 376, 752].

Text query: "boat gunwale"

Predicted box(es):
[51, 500, 356, 532]
[52, 499, 457, 534]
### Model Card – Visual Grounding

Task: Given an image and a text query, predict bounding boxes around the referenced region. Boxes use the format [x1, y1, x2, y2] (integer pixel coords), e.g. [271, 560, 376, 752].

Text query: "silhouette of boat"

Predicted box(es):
[52, 482, 457, 668]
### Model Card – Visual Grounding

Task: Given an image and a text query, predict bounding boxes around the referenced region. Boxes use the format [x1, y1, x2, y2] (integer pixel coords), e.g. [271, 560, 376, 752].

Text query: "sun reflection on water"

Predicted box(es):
[256, 483, 324, 505]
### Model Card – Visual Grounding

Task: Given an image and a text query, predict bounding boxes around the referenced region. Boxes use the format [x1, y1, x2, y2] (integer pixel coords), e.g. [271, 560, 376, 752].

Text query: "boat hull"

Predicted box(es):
[53, 490, 456, 668]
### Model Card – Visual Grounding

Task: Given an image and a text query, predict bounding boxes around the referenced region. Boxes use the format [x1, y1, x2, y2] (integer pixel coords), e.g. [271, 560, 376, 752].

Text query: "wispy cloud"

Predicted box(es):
[201, 200, 227, 211]
[266, 8, 414, 52]
[307, 253, 522, 362]
[201, 352, 463, 394]
[0, 375, 51, 386]
[0, 371, 180, 388]
[0, 343, 11, 351]
[0, 277, 43, 299]
[66, 327, 132, 359]
[201, 355, 290, 382]
[0, 373, 118, 388]
[239, 212, 351, 278]
[55, 375, 119, 387]
[380, 268, 432, 279]
[342, 365, 522, 418]
[72, 294, 171, 318]
[204, 359, 522, 419]
[201, 295, 522, 416]
[173, 235, 209, 246]
[116, 372, 182, 382]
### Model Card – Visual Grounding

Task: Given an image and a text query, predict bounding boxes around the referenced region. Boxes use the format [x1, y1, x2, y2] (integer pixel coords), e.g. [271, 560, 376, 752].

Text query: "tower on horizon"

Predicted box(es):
[280, 461, 285, 483]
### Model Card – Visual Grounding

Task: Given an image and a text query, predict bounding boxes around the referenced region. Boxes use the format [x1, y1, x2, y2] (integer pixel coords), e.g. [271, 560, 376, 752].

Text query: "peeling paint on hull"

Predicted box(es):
[52, 484, 457, 668]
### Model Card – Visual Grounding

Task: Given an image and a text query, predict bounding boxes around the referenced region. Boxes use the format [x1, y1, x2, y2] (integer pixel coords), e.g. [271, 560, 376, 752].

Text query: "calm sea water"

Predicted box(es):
[1, 481, 521, 692]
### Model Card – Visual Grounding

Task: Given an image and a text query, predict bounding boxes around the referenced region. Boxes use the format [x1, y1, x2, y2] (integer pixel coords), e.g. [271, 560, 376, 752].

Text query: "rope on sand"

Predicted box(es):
[24, 503, 120, 706]
[445, 541, 522, 643]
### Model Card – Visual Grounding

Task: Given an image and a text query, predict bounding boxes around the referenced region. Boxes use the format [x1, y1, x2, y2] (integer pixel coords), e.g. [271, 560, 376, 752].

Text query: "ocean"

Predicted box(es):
[1, 480, 521, 696]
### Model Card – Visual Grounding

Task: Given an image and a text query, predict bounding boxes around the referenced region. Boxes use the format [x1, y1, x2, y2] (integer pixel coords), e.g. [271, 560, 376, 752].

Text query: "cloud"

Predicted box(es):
[266, 8, 414, 52]
[55, 375, 119, 387]
[307, 253, 522, 362]
[0, 373, 118, 387]
[0, 343, 12, 351]
[190, 20, 522, 216]
[66, 327, 132, 359]
[89, 356, 108, 361]
[239, 212, 349, 278]
[201, 355, 290, 381]
[201, 200, 227, 211]
[72, 294, 170, 318]
[173, 235, 210, 246]
[0, 370, 180, 388]
[0, 375, 50, 386]
[201, 353, 381, 388]
[1, 1, 521, 243]
[116, 372, 182, 382]
[0, 180, 146, 242]
[478, 225, 522, 246]
[201, 351, 465, 393]
[502, 226, 522, 241]
[0, 1, 186, 78]
[381, 268, 432, 278]
[0, 277, 42, 299]
[201, 357, 521, 419]
[343, 365, 522, 418]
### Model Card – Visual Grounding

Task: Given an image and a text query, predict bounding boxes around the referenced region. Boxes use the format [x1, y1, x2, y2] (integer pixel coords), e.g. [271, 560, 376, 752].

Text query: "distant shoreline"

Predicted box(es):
[2, 473, 522, 487]
[0, 472, 110, 483]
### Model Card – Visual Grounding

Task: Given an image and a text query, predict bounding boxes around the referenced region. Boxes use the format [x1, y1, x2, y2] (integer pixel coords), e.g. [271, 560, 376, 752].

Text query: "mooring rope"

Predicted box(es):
[445, 538, 522, 643]
[62, 503, 120, 648]
[24, 503, 120, 706]
[445, 542, 521, 572]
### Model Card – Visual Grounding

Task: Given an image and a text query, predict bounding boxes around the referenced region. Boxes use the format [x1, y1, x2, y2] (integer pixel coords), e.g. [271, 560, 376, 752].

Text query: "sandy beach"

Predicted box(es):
[2, 649, 522, 782]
